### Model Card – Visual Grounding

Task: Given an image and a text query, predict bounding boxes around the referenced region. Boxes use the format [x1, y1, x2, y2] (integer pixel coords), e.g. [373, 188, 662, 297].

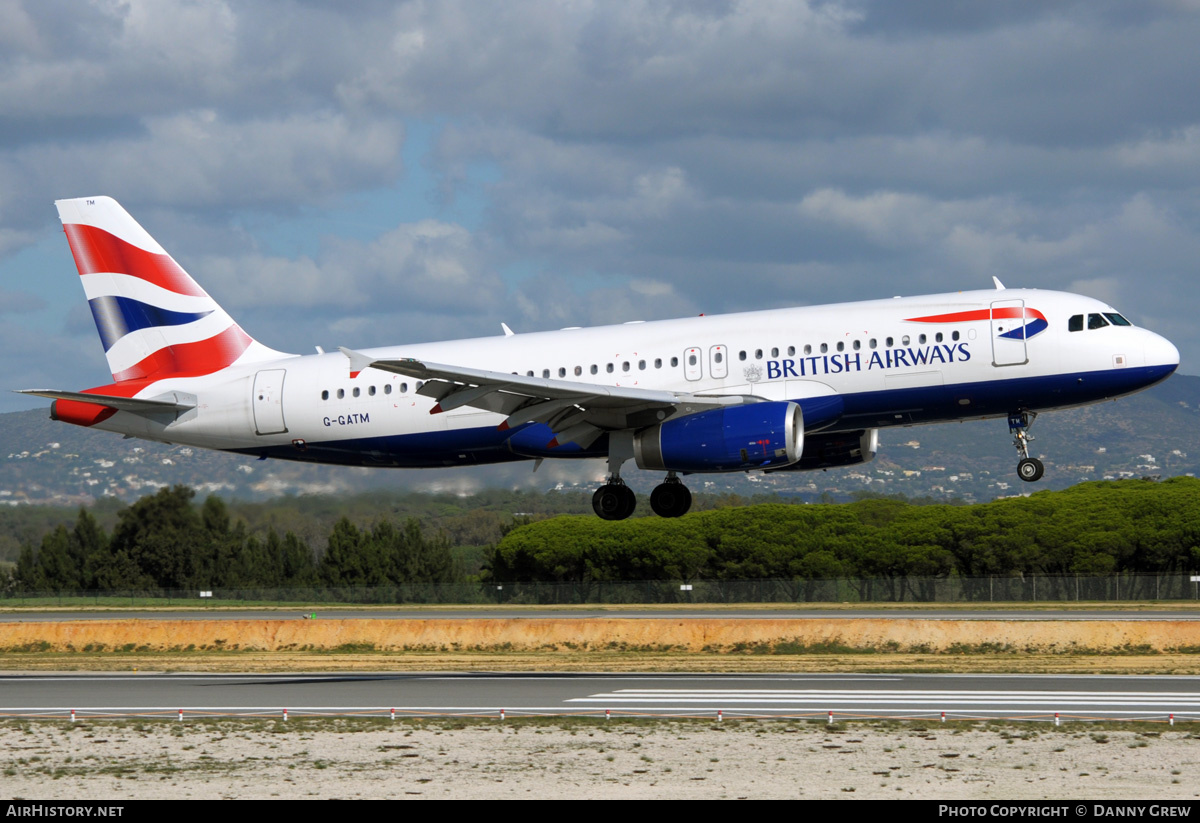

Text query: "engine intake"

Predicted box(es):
[634, 400, 803, 473]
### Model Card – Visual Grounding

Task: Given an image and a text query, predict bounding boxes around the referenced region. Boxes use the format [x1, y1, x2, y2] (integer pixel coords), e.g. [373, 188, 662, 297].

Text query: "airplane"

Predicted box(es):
[18, 196, 1181, 520]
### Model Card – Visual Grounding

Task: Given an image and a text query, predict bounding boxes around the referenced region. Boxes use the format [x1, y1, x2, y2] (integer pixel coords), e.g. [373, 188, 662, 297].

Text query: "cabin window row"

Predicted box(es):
[320, 382, 422, 400]
[735, 331, 958, 360]
[521, 357, 681, 379]
[513, 329, 965, 383]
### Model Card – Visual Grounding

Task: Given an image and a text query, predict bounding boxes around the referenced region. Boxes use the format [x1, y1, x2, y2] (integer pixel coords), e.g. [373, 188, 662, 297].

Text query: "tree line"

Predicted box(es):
[486, 477, 1200, 598]
[11, 485, 461, 592]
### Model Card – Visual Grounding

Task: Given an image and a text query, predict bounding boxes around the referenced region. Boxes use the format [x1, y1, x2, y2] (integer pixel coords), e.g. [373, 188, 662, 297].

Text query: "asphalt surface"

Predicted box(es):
[4, 608, 1200, 621]
[3, 672, 1199, 721]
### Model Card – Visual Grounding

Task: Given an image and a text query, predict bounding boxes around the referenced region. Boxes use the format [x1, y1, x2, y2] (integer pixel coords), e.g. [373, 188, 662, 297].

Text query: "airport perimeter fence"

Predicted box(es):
[5, 571, 1200, 607]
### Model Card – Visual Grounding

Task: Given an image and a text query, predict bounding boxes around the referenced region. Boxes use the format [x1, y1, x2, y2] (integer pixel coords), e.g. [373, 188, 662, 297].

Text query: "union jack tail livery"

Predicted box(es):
[56, 196, 283, 384]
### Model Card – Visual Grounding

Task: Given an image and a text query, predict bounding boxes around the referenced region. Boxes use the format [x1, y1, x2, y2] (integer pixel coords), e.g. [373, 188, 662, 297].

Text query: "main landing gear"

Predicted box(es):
[1009, 410, 1044, 483]
[591, 437, 693, 520]
[650, 473, 692, 519]
[591, 475, 694, 520]
[593, 480, 636, 521]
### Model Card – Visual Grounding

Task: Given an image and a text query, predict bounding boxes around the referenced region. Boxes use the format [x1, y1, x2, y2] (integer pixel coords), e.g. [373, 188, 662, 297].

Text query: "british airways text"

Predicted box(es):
[766, 343, 971, 379]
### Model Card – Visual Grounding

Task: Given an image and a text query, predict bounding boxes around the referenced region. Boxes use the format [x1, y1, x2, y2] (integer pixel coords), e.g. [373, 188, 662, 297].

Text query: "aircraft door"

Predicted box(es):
[684, 347, 702, 381]
[709, 345, 728, 379]
[990, 299, 1029, 367]
[252, 369, 288, 435]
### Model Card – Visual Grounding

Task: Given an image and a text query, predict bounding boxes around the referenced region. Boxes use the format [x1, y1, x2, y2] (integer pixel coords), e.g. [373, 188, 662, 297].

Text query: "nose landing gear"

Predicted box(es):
[1009, 411, 1044, 482]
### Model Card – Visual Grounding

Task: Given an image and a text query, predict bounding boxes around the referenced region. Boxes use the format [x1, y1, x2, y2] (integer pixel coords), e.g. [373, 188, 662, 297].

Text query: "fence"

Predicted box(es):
[4, 572, 1200, 606]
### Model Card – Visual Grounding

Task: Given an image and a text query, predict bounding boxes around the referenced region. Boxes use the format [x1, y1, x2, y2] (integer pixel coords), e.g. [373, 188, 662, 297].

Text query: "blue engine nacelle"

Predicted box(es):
[633, 400, 803, 473]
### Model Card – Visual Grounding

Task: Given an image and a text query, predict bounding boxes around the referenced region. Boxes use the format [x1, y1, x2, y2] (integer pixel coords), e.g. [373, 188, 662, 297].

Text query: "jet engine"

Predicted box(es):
[768, 428, 878, 472]
[633, 400, 803, 473]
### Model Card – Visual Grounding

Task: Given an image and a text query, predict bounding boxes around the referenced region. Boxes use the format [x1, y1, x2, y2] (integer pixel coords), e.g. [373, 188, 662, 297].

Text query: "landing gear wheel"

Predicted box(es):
[593, 483, 637, 520]
[650, 481, 692, 518]
[1017, 457, 1044, 482]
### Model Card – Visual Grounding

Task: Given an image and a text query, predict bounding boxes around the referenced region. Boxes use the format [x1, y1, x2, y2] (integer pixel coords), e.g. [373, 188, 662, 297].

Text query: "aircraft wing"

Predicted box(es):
[339, 348, 749, 448]
[14, 389, 196, 413]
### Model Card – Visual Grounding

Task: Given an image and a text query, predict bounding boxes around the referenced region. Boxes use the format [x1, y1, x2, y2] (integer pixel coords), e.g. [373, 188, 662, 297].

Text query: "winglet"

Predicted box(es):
[992, 277, 1006, 290]
[338, 346, 374, 379]
[501, 323, 515, 337]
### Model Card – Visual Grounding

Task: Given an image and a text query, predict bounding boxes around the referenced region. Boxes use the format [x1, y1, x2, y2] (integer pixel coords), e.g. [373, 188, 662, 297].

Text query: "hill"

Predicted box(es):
[3, 374, 1198, 506]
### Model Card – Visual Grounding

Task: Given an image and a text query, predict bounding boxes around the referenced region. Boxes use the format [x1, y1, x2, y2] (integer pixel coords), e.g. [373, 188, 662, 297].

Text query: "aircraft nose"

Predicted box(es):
[1145, 331, 1180, 372]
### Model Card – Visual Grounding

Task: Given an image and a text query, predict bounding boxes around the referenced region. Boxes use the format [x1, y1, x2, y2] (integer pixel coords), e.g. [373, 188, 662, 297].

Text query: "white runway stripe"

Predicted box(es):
[568, 689, 1200, 707]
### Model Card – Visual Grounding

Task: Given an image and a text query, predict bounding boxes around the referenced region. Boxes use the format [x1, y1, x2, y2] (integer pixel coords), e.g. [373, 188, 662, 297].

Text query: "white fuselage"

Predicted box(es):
[84, 287, 1179, 470]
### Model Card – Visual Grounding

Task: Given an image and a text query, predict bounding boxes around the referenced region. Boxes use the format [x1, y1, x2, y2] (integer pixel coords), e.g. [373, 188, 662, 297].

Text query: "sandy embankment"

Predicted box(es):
[2, 617, 1199, 654]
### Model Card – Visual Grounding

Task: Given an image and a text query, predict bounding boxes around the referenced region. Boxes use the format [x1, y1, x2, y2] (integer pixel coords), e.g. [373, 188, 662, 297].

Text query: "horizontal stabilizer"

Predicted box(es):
[15, 389, 195, 413]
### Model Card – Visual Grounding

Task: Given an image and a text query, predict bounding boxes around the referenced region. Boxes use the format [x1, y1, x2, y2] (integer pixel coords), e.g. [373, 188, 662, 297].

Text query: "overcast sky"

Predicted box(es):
[3, 0, 1199, 412]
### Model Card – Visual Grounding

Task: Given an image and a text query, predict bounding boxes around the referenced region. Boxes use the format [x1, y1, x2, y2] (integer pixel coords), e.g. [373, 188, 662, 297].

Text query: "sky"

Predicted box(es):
[3, 0, 1200, 412]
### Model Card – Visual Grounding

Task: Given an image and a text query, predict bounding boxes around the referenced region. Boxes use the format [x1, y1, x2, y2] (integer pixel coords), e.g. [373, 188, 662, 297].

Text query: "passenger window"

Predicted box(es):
[590, 365, 598, 375]
[670, 357, 679, 367]
[713, 352, 722, 363]
[384, 384, 392, 395]
[755, 349, 763, 360]
[337, 389, 345, 399]
[321, 390, 329, 400]
[852, 340, 861, 350]
[1069, 314, 1084, 332]
[400, 383, 408, 393]
[654, 358, 662, 368]
[739, 351, 747, 361]
[869, 339, 877, 349]
[935, 332, 944, 343]
[688, 354, 697, 366]
[352, 387, 360, 398]
[771, 347, 779, 358]
[951, 331, 960, 341]
[574, 366, 582, 376]
[1088, 314, 1109, 330]
[901, 335, 910, 346]
[638, 360, 646, 370]
[622, 361, 630, 372]
[369, 386, 376, 396]
[542, 369, 550, 378]
[836, 341, 844, 352]
[918, 334, 926, 344]
[606, 363, 614, 373]
[787, 346, 795, 356]
[558, 367, 566, 377]
[820, 343, 828, 353]
[526, 370, 534, 377]
[803, 345, 812, 355]
[886, 337, 894, 347]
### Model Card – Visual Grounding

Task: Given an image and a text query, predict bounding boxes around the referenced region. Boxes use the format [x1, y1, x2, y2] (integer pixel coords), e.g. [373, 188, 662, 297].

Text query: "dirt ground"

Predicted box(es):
[2, 718, 1198, 800]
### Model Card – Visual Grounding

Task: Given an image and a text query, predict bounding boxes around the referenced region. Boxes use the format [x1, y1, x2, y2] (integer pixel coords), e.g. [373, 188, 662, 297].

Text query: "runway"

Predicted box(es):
[3, 672, 1199, 722]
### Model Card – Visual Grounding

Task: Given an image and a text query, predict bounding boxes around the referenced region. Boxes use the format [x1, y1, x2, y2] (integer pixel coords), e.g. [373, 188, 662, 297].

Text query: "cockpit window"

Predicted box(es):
[1087, 313, 1110, 330]
[1104, 313, 1132, 327]
[1068, 314, 1084, 332]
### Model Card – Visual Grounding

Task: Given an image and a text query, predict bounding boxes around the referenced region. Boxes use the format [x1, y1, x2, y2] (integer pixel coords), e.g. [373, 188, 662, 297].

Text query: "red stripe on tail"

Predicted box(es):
[63, 223, 207, 297]
[111, 325, 253, 382]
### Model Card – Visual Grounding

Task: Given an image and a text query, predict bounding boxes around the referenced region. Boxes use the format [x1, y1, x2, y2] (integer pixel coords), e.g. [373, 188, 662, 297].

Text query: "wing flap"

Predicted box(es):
[337, 348, 749, 439]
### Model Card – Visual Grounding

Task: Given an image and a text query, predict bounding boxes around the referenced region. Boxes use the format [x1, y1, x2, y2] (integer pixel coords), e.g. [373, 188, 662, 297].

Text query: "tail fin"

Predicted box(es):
[56, 196, 287, 383]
